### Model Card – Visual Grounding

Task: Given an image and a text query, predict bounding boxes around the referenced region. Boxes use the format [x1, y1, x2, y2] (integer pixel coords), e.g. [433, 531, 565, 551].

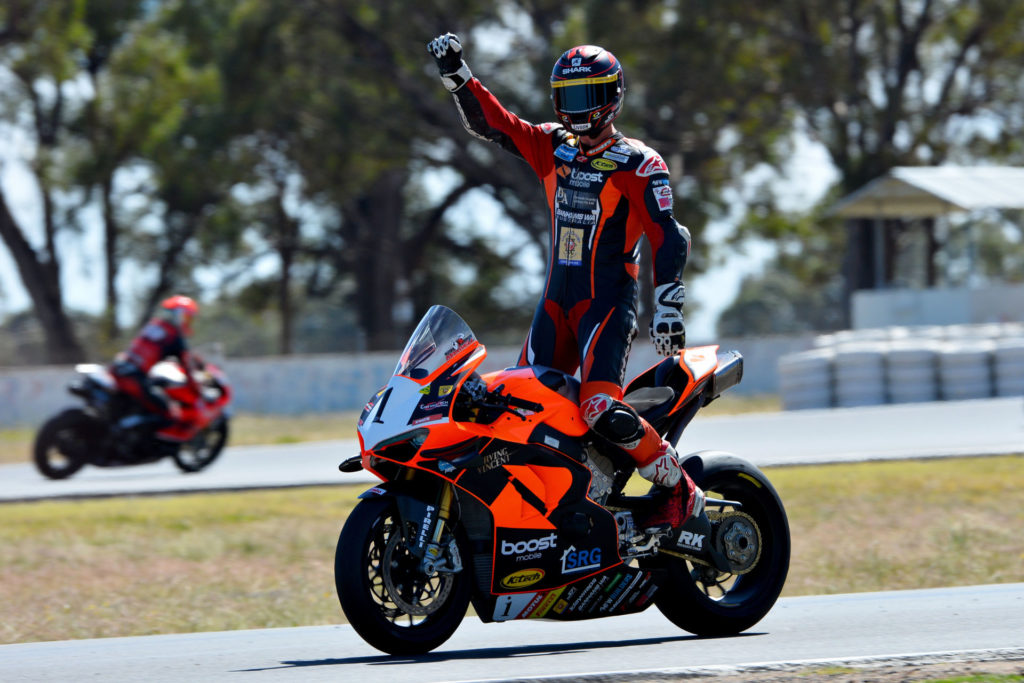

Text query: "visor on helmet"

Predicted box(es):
[551, 74, 620, 114]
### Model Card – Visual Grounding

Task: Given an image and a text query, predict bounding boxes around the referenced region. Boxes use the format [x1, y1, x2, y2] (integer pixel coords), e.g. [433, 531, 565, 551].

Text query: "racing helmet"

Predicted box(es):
[550, 45, 624, 136]
[160, 295, 199, 335]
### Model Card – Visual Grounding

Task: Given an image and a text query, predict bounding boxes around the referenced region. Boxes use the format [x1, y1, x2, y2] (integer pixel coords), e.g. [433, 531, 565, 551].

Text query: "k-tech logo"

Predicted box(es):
[500, 568, 545, 589]
[591, 158, 617, 171]
[502, 533, 558, 556]
[678, 530, 705, 550]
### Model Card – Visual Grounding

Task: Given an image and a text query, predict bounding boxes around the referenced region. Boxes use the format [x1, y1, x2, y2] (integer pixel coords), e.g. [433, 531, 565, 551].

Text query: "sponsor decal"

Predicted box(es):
[500, 568, 545, 590]
[501, 533, 558, 556]
[367, 486, 387, 496]
[572, 57, 582, 67]
[539, 122, 559, 134]
[552, 598, 569, 614]
[575, 155, 587, 163]
[563, 66, 592, 74]
[438, 384, 454, 397]
[635, 584, 658, 608]
[438, 460, 456, 474]
[591, 158, 617, 171]
[528, 587, 566, 618]
[611, 144, 633, 155]
[417, 505, 435, 548]
[556, 188, 598, 211]
[557, 165, 571, 178]
[637, 150, 669, 177]
[555, 207, 598, 225]
[477, 446, 512, 473]
[653, 184, 673, 211]
[678, 529, 705, 550]
[493, 592, 538, 621]
[561, 545, 602, 574]
[418, 385, 431, 394]
[543, 434, 560, 449]
[554, 144, 577, 162]
[602, 151, 630, 163]
[565, 165, 602, 187]
[558, 226, 585, 265]
[420, 399, 449, 411]
[444, 333, 473, 359]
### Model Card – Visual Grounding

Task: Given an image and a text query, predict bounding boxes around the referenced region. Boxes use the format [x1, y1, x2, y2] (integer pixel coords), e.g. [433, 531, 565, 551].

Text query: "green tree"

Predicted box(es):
[725, 0, 1024, 332]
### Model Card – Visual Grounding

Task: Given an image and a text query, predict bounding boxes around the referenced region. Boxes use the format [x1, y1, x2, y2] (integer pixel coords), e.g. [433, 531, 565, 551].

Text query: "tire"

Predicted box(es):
[652, 451, 791, 636]
[335, 496, 471, 655]
[33, 409, 100, 480]
[173, 418, 228, 473]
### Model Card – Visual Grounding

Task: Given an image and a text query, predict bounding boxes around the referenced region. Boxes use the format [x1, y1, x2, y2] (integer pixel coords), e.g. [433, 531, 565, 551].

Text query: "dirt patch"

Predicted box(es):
[623, 656, 1024, 681]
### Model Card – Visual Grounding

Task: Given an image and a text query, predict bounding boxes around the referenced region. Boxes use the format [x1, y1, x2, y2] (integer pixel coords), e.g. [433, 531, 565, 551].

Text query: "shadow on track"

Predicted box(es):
[236, 632, 761, 672]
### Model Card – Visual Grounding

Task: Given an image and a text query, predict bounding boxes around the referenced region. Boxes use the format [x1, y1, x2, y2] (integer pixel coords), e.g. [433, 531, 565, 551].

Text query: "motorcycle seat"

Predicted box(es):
[623, 385, 675, 412]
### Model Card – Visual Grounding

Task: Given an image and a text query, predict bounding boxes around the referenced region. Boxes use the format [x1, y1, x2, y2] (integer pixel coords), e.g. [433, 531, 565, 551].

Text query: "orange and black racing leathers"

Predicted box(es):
[450, 78, 691, 463]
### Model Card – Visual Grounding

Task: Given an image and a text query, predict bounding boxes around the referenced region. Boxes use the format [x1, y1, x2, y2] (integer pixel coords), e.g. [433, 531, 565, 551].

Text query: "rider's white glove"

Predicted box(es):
[427, 33, 473, 92]
[649, 282, 686, 357]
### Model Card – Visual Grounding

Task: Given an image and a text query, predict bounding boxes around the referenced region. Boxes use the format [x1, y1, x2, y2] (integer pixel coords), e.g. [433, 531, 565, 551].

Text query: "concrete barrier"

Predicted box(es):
[0, 334, 815, 428]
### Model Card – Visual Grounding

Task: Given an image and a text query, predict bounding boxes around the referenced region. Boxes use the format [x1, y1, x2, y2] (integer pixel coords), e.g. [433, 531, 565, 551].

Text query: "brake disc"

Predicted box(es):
[381, 529, 453, 616]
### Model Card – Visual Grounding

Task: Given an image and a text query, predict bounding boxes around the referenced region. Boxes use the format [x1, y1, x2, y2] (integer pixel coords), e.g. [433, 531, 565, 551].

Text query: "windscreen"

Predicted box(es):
[394, 305, 476, 379]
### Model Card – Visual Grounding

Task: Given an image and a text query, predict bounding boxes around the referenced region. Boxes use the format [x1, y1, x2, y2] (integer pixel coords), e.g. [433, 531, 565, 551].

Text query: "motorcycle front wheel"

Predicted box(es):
[33, 408, 100, 480]
[652, 451, 791, 636]
[172, 418, 229, 473]
[335, 496, 471, 656]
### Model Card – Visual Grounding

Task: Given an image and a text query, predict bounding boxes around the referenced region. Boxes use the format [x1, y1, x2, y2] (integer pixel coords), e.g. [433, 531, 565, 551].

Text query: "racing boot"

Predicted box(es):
[639, 441, 705, 529]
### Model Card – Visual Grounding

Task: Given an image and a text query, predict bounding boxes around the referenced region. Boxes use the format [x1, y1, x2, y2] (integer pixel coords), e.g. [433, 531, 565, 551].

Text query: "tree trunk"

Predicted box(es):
[274, 190, 298, 355]
[346, 169, 406, 351]
[101, 174, 120, 341]
[0, 188, 85, 363]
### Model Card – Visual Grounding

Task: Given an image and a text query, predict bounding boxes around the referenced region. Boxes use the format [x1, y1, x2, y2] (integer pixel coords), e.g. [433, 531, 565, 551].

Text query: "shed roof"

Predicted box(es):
[830, 166, 1024, 218]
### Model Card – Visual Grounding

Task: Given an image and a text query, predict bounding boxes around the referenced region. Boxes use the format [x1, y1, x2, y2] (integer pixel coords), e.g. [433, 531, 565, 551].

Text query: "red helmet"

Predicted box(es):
[550, 45, 624, 136]
[160, 295, 199, 335]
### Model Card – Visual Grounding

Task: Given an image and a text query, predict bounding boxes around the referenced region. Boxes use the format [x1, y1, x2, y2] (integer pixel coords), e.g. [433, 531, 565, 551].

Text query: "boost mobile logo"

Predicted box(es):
[570, 168, 604, 183]
[501, 533, 558, 555]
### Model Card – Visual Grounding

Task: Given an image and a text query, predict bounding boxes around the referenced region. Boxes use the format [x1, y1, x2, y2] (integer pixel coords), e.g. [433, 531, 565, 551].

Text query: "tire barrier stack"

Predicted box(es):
[778, 322, 1024, 410]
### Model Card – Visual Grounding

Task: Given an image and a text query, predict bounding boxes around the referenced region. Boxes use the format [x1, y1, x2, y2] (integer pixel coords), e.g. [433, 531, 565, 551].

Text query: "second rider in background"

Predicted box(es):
[428, 33, 703, 528]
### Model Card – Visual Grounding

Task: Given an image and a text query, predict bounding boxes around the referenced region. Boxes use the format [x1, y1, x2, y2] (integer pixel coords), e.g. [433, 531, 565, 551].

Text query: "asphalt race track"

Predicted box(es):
[2, 398, 1022, 681]
[2, 396, 1021, 502]
[2, 583, 1023, 682]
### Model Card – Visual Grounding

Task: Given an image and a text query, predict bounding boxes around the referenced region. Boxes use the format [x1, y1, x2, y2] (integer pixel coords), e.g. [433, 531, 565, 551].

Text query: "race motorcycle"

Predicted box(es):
[336, 305, 789, 655]
[33, 359, 232, 479]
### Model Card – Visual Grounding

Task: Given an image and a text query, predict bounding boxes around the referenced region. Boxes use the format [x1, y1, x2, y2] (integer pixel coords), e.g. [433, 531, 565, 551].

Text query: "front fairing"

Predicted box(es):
[358, 306, 486, 456]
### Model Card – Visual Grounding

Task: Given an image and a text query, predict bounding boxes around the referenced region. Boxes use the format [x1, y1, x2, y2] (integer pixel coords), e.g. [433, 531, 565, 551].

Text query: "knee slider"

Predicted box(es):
[584, 397, 645, 449]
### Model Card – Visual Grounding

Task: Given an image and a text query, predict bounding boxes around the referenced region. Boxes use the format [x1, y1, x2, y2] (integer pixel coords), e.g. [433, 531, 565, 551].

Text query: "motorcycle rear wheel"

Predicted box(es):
[652, 452, 791, 636]
[335, 496, 471, 655]
[172, 419, 229, 473]
[33, 409, 98, 480]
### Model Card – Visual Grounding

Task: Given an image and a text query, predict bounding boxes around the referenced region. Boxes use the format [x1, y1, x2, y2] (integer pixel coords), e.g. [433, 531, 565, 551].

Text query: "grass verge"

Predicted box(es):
[0, 454, 1021, 644]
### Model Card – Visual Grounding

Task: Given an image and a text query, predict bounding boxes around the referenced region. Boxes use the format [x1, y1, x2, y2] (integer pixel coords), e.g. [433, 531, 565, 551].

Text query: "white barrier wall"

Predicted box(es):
[0, 334, 816, 428]
[778, 322, 1024, 409]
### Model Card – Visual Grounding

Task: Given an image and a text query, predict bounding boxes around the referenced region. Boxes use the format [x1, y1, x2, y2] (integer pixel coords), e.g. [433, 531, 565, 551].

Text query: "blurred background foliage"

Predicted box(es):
[1, 0, 1023, 365]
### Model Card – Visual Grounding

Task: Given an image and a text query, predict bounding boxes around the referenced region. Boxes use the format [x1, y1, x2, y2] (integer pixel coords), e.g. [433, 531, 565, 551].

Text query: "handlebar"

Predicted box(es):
[479, 384, 543, 420]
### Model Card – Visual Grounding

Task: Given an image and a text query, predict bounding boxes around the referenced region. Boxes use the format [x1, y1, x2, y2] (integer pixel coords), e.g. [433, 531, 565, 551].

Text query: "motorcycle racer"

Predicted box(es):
[428, 33, 703, 527]
[109, 294, 204, 440]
